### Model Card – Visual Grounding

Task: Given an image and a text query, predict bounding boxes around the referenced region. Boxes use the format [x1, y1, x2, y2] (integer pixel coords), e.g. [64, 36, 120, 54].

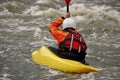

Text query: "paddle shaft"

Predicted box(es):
[65, 0, 71, 12]
[67, 4, 69, 12]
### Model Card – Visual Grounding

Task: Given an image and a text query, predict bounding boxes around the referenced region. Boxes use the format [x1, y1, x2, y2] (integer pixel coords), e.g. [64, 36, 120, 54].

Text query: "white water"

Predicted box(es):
[0, 0, 120, 80]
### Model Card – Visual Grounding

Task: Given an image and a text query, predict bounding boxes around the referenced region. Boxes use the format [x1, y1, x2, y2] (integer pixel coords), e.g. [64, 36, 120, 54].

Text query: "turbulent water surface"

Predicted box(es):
[0, 0, 120, 80]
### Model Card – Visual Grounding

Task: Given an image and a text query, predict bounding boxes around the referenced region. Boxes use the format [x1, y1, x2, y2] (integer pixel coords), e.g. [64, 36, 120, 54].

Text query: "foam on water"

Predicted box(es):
[36, 0, 49, 4]
[47, 69, 60, 77]
[0, 1, 27, 14]
[80, 73, 95, 80]
[0, 8, 13, 15]
[0, 0, 120, 80]
[23, 5, 43, 15]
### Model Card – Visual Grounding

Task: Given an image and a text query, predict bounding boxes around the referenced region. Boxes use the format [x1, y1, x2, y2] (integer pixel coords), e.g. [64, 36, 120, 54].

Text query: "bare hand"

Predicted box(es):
[64, 13, 70, 18]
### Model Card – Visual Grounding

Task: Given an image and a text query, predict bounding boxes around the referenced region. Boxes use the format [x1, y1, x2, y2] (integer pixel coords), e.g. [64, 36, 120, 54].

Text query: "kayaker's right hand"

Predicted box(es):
[64, 13, 70, 18]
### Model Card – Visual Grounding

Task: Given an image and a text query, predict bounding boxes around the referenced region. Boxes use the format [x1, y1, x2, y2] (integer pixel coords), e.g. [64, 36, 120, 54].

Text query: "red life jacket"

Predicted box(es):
[59, 30, 87, 53]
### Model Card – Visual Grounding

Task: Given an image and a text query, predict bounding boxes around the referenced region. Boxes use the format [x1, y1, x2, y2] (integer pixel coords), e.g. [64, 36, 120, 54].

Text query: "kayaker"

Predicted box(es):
[48, 13, 88, 65]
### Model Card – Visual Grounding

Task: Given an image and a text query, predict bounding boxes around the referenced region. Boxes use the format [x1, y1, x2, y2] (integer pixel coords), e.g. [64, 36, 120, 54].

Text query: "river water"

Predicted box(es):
[0, 0, 120, 80]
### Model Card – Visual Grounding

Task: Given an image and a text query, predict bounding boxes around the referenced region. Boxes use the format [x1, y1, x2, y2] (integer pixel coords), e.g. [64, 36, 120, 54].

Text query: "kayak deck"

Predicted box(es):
[32, 46, 102, 73]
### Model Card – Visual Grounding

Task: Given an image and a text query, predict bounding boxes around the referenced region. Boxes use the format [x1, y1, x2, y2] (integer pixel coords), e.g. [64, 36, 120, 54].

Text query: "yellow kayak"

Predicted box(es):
[32, 46, 101, 73]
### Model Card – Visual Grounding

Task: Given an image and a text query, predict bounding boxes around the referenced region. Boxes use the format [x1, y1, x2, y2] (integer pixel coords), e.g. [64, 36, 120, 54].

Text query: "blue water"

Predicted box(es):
[0, 0, 120, 80]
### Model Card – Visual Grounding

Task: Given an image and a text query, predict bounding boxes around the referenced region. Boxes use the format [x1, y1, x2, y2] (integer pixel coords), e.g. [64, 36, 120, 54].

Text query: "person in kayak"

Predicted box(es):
[48, 13, 88, 65]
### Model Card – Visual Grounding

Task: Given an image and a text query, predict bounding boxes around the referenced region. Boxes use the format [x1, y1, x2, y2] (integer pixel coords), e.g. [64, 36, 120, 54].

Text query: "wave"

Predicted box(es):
[0, 0, 120, 49]
[0, 1, 27, 14]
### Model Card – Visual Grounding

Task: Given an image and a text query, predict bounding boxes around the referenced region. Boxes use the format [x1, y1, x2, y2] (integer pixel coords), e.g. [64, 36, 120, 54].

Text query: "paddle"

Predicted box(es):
[64, 0, 71, 12]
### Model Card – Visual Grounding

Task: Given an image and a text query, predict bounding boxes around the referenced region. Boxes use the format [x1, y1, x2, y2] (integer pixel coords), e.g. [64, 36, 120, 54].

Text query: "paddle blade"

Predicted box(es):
[65, 0, 71, 5]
